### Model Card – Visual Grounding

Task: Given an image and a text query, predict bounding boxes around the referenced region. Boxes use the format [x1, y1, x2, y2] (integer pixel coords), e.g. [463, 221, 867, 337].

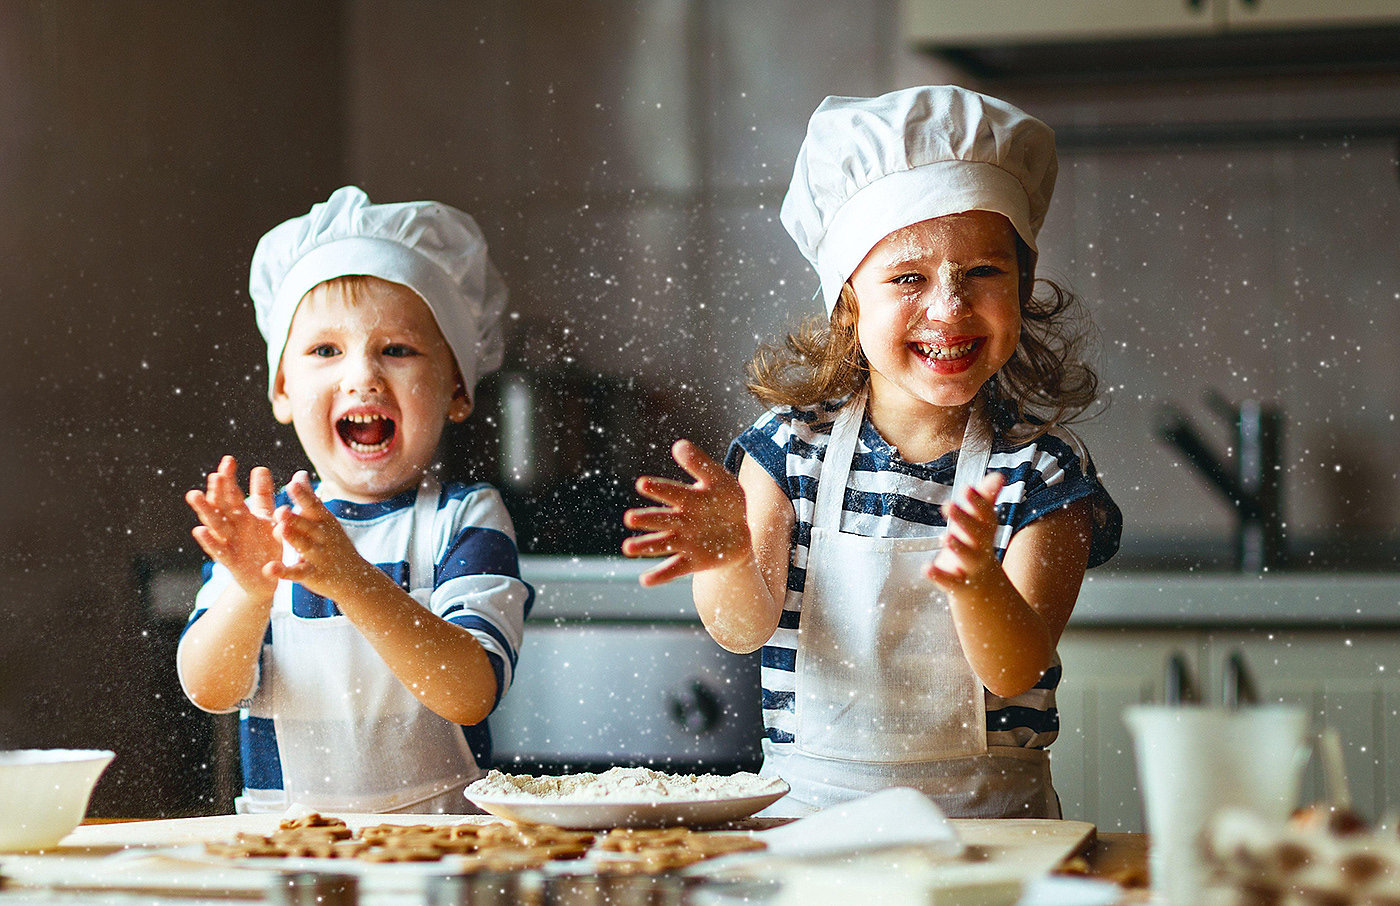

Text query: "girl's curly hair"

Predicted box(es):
[746, 236, 1101, 438]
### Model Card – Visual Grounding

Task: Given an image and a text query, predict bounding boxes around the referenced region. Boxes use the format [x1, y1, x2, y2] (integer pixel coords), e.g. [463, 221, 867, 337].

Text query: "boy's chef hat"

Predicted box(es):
[249, 186, 507, 401]
[780, 85, 1057, 312]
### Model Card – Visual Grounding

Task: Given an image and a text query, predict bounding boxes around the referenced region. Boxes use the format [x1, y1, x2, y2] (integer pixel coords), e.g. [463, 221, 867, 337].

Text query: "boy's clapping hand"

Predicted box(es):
[622, 439, 753, 587]
[186, 455, 280, 599]
[267, 472, 376, 602]
[926, 471, 1007, 590]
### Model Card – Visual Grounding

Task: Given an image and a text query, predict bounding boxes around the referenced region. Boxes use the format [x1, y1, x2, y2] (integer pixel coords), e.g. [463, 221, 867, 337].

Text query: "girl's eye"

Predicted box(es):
[967, 265, 1005, 278]
[310, 344, 340, 358]
[383, 344, 418, 358]
[891, 273, 924, 286]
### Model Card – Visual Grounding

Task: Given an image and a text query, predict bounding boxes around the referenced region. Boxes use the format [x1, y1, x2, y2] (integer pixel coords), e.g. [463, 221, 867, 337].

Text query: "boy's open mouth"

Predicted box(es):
[337, 413, 396, 454]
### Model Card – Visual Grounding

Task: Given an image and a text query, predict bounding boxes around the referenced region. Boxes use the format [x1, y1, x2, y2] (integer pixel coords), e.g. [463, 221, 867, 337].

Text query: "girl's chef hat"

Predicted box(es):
[780, 85, 1057, 312]
[249, 186, 507, 401]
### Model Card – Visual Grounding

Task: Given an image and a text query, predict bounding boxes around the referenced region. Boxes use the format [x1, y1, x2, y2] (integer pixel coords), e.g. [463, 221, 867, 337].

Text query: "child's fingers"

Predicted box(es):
[190, 525, 227, 561]
[671, 439, 725, 486]
[924, 560, 964, 589]
[621, 531, 677, 558]
[186, 490, 231, 534]
[634, 475, 693, 507]
[209, 456, 246, 509]
[284, 472, 328, 516]
[639, 554, 691, 587]
[248, 467, 276, 517]
[272, 509, 312, 551]
[941, 502, 980, 547]
[940, 532, 974, 561]
[622, 507, 682, 532]
[264, 558, 297, 582]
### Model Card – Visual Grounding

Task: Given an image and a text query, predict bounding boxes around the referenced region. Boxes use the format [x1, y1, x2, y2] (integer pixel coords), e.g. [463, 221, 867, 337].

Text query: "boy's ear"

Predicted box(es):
[270, 369, 294, 425]
[448, 381, 473, 423]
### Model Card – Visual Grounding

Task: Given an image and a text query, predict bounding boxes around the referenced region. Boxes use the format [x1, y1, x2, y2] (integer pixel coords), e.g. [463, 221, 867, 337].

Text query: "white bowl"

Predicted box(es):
[0, 749, 114, 851]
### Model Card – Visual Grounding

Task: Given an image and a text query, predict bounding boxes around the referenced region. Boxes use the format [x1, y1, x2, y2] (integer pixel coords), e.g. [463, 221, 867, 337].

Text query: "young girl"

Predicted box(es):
[178, 187, 531, 814]
[622, 86, 1121, 818]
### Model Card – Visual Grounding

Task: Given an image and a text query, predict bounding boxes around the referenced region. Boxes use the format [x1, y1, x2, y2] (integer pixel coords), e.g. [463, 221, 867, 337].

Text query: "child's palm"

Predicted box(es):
[187, 457, 280, 596]
[623, 440, 752, 584]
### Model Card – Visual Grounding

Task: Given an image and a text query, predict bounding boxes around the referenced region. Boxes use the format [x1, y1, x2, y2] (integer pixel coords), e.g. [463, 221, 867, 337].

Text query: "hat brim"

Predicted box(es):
[265, 236, 481, 400]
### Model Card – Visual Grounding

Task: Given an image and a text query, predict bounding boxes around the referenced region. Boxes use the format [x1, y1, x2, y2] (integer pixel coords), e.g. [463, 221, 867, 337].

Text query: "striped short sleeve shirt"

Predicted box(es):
[726, 399, 1122, 756]
[178, 479, 533, 806]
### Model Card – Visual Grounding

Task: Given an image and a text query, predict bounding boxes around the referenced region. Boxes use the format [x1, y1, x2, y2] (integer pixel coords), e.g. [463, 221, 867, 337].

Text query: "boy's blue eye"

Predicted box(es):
[383, 344, 418, 358]
[891, 273, 924, 285]
[311, 344, 340, 358]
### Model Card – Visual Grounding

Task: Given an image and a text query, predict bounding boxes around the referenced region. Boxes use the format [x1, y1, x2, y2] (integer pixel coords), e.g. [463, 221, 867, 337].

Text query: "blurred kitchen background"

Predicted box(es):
[2, 0, 1399, 823]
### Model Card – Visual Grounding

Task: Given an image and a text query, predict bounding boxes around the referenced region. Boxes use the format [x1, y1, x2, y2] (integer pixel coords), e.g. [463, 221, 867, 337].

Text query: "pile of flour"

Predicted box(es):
[469, 767, 781, 801]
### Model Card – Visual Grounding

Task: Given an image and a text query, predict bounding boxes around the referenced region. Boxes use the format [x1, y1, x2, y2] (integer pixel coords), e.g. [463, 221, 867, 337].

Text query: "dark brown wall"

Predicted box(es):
[0, 0, 345, 815]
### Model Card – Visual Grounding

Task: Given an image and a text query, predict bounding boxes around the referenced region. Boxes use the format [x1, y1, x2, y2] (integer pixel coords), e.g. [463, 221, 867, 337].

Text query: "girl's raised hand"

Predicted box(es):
[926, 471, 1007, 591]
[186, 455, 280, 598]
[266, 472, 374, 601]
[621, 439, 752, 587]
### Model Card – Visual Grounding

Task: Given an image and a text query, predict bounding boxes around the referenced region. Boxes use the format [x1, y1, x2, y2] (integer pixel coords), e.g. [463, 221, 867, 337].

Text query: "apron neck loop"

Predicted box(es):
[813, 388, 993, 532]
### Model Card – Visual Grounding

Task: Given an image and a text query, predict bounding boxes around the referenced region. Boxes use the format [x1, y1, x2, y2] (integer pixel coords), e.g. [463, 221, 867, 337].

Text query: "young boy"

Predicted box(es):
[177, 186, 531, 814]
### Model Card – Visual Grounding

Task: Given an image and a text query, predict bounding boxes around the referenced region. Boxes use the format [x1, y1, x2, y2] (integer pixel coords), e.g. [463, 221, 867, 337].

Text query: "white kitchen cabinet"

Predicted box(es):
[1052, 629, 1203, 832]
[1054, 628, 1400, 832]
[901, 0, 1400, 46]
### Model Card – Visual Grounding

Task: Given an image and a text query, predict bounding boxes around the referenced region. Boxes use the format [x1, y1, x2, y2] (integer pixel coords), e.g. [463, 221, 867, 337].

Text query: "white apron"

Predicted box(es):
[262, 476, 480, 814]
[762, 390, 1058, 818]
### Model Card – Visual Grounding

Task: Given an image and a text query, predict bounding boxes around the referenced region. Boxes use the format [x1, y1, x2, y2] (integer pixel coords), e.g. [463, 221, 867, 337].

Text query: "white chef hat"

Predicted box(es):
[780, 85, 1058, 312]
[249, 185, 507, 401]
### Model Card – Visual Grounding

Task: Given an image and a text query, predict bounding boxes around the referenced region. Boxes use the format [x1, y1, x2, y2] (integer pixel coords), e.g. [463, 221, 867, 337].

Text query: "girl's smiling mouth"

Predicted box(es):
[909, 337, 985, 374]
[337, 412, 397, 454]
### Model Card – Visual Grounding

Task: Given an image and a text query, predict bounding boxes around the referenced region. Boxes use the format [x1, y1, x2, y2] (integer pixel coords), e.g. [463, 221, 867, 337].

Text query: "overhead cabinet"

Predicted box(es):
[901, 0, 1400, 47]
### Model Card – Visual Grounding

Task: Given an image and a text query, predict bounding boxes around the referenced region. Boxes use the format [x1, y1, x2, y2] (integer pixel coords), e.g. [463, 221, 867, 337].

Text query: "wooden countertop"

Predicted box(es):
[28, 819, 1148, 903]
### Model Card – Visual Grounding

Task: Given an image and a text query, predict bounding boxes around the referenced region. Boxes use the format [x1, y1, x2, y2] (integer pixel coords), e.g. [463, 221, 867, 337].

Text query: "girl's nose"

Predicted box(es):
[924, 285, 969, 323]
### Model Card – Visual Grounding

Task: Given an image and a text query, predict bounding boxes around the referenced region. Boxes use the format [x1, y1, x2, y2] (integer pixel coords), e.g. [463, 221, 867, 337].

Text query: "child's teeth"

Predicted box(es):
[916, 340, 976, 360]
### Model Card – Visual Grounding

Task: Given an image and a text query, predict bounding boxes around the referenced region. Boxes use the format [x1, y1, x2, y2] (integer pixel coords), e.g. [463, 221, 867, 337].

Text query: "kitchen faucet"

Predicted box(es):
[1155, 390, 1285, 572]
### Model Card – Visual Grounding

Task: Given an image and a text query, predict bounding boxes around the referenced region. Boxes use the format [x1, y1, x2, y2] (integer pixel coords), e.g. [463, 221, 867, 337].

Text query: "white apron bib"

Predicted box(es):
[765, 390, 1057, 818]
[265, 476, 480, 814]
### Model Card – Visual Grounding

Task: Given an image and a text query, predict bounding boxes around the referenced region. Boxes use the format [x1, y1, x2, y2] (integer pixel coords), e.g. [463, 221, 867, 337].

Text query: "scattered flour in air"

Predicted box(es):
[468, 767, 781, 801]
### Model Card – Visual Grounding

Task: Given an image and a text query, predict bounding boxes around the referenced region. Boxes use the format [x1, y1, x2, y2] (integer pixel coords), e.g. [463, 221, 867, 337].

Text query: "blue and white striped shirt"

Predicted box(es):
[727, 399, 1121, 757]
[179, 479, 533, 804]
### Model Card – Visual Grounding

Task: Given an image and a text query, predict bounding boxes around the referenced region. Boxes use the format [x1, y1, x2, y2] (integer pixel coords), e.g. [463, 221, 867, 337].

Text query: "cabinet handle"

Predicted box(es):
[1222, 649, 1260, 708]
[667, 681, 722, 736]
[1164, 652, 1201, 705]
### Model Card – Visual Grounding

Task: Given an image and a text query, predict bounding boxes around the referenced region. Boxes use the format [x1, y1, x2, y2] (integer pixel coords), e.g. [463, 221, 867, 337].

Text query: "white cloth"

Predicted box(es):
[764, 391, 1056, 818]
[249, 185, 507, 401]
[779, 85, 1057, 311]
[265, 475, 480, 813]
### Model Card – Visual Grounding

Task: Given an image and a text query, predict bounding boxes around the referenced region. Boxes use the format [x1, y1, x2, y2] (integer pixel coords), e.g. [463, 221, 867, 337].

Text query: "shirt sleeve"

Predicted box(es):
[725, 406, 800, 497]
[430, 485, 533, 714]
[1009, 428, 1123, 568]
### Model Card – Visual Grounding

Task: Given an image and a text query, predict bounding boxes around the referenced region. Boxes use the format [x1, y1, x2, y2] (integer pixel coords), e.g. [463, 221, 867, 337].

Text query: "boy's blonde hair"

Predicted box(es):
[746, 237, 1100, 438]
[302, 275, 467, 391]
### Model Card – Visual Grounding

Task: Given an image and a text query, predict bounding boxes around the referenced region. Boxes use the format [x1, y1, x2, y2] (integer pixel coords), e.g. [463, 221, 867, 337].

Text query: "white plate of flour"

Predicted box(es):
[465, 767, 789, 829]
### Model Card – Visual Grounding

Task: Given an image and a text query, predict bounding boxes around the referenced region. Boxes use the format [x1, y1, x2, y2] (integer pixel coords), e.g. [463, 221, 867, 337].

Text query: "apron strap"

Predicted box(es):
[410, 475, 441, 594]
[951, 394, 993, 496]
[812, 390, 867, 531]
